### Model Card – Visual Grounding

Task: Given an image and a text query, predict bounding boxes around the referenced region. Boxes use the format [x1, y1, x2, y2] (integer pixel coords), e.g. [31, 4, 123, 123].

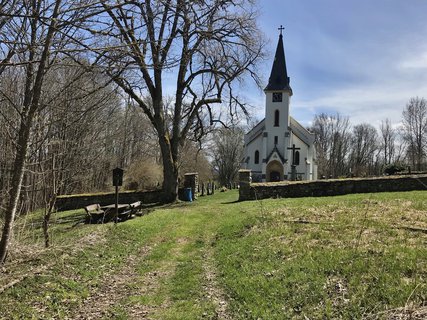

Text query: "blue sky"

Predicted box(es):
[246, 0, 427, 128]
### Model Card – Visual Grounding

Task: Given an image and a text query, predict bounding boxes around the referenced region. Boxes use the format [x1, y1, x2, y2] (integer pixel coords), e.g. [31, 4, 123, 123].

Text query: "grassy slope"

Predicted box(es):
[0, 190, 426, 319]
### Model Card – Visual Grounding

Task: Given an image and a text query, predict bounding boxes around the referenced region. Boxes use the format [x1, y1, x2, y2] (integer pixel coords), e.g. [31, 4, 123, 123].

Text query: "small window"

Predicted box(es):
[295, 151, 300, 165]
[274, 110, 279, 127]
[274, 136, 278, 145]
[254, 150, 259, 164]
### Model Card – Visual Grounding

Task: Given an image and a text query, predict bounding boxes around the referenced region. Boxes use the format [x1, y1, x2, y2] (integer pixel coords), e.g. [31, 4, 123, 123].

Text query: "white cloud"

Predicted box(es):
[293, 78, 427, 128]
[400, 51, 427, 69]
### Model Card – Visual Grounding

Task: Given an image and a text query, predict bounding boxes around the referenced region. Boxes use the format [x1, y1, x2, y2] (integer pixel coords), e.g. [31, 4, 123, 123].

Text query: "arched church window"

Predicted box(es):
[274, 110, 279, 127]
[254, 150, 259, 164]
[295, 151, 300, 165]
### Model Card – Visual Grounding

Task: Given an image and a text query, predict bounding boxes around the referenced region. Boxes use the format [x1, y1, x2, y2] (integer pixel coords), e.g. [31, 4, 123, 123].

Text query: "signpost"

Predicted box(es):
[112, 167, 124, 223]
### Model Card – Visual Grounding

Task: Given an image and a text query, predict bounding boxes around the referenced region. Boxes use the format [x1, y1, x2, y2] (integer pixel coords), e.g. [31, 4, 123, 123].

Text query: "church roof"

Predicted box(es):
[266, 144, 286, 164]
[289, 117, 315, 146]
[244, 117, 315, 149]
[265, 34, 293, 94]
[244, 119, 265, 144]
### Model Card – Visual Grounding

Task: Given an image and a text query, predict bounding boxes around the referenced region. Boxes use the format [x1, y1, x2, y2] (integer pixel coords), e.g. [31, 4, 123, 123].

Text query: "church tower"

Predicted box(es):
[262, 29, 293, 181]
[243, 26, 317, 182]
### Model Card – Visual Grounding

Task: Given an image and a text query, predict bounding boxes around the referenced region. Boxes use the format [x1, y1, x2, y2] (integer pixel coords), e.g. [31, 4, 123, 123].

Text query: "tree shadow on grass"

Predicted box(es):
[220, 200, 240, 204]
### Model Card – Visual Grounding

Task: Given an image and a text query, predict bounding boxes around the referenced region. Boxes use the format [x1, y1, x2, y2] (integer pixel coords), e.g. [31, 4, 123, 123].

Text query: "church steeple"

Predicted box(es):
[265, 27, 293, 95]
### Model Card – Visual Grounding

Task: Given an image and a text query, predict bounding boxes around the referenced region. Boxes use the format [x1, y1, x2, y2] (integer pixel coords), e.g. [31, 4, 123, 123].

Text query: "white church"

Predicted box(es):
[242, 30, 317, 182]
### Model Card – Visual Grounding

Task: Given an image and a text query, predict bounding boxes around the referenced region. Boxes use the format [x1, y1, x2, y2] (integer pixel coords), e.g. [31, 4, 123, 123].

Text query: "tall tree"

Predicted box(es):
[0, 0, 92, 264]
[311, 113, 351, 178]
[84, 0, 265, 201]
[0, 0, 24, 75]
[379, 118, 396, 166]
[402, 97, 427, 171]
[349, 123, 378, 176]
[211, 127, 244, 186]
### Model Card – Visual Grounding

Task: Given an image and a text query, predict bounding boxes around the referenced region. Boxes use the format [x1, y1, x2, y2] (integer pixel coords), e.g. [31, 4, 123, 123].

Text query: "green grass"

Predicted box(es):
[1, 190, 426, 319]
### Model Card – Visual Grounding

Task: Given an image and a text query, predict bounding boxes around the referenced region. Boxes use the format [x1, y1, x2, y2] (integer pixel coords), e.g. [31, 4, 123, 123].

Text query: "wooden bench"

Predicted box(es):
[84, 204, 105, 223]
[123, 201, 140, 218]
[129, 201, 141, 211]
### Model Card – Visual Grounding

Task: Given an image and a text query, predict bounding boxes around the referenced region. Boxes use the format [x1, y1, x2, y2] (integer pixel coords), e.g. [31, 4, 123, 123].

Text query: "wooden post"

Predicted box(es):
[115, 184, 119, 223]
[112, 167, 124, 224]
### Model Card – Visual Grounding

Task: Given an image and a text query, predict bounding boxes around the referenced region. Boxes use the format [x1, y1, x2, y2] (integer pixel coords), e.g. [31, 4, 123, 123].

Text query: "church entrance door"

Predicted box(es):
[270, 171, 280, 182]
[266, 160, 284, 182]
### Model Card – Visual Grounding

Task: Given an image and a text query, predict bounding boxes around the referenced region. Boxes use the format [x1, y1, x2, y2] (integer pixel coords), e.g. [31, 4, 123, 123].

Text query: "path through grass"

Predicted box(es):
[1, 190, 426, 319]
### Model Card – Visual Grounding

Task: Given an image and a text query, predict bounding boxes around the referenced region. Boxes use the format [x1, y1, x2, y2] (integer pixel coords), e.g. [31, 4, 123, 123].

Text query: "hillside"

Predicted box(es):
[1, 190, 426, 319]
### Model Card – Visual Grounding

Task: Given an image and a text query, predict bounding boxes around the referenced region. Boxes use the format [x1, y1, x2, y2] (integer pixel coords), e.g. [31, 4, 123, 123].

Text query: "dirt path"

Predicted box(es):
[72, 237, 191, 319]
[201, 238, 232, 320]
[73, 245, 153, 319]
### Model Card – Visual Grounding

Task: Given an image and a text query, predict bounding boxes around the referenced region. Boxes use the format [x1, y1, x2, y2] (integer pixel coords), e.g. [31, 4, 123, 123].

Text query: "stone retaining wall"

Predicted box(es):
[56, 189, 165, 211]
[238, 170, 427, 201]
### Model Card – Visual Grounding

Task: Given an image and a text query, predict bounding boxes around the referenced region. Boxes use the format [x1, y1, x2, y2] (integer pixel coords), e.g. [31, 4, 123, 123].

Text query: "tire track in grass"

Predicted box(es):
[199, 219, 233, 320]
[201, 249, 232, 320]
[73, 233, 198, 319]
[73, 245, 153, 319]
[127, 237, 197, 319]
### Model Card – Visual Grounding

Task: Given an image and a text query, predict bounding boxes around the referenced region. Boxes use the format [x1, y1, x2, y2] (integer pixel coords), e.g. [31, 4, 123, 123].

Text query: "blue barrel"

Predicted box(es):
[184, 188, 193, 202]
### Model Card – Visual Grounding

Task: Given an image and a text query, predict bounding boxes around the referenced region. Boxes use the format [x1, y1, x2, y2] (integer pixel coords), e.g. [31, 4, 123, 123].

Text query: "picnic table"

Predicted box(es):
[85, 202, 141, 224]
[101, 203, 129, 212]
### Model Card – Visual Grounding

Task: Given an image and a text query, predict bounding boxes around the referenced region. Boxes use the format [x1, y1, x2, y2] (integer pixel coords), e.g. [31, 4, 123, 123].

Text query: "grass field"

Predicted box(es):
[0, 190, 426, 319]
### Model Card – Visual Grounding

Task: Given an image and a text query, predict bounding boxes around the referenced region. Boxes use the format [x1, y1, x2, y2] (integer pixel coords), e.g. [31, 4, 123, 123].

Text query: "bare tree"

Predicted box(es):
[0, 0, 95, 264]
[402, 97, 427, 171]
[311, 113, 351, 178]
[82, 0, 265, 201]
[0, 0, 25, 75]
[211, 127, 244, 186]
[349, 123, 378, 176]
[379, 118, 396, 166]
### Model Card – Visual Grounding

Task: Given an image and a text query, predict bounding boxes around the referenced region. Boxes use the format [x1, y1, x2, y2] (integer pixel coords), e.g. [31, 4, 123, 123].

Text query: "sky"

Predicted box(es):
[246, 0, 427, 128]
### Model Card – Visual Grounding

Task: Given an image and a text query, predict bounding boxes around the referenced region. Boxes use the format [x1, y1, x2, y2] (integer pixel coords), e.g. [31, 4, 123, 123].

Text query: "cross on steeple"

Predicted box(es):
[278, 25, 285, 35]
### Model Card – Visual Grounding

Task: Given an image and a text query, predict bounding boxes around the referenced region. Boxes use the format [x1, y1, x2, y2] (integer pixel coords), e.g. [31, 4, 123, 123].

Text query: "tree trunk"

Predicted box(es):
[0, 117, 32, 264]
[159, 135, 179, 203]
[43, 194, 57, 248]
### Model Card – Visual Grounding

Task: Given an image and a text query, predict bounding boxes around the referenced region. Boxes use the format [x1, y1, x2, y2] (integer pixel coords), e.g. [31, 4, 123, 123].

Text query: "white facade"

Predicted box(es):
[242, 33, 317, 182]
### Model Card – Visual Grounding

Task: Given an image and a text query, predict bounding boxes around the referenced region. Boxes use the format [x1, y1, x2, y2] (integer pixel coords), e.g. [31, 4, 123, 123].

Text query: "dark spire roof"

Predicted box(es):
[265, 34, 293, 95]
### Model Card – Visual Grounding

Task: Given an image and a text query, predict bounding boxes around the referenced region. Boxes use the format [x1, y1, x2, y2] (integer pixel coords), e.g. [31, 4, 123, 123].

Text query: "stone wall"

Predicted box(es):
[184, 173, 198, 200]
[56, 189, 165, 211]
[238, 170, 427, 201]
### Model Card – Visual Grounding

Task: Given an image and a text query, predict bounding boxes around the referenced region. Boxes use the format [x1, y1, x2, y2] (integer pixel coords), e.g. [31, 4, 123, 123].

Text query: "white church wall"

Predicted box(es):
[289, 134, 310, 180]
[265, 92, 290, 129]
[264, 92, 290, 156]
[245, 134, 263, 174]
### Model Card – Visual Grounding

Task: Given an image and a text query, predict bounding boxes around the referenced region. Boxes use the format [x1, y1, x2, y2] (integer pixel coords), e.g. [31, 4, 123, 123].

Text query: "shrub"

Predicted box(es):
[125, 158, 163, 190]
[383, 163, 406, 175]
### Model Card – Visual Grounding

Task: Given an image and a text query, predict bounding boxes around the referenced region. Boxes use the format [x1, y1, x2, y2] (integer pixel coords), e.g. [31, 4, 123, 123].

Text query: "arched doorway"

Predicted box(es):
[266, 160, 284, 182]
